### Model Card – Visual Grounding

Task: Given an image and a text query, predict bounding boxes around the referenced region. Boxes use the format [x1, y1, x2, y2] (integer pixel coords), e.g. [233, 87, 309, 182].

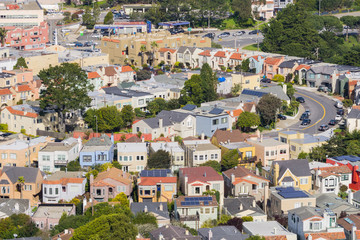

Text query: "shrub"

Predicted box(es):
[0, 124, 8, 131]
[20, 129, 26, 134]
[272, 74, 285, 82]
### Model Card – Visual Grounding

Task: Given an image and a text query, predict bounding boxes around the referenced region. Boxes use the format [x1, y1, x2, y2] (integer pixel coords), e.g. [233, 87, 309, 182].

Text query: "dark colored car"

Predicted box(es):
[249, 30, 260, 35]
[277, 114, 287, 120]
[301, 119, 311, 125]
[74, 42, 83, 47]
[300, 113, 310, 121]
[203, 32, 215, 39]
[261, 78, 271, 83]
[84, 41, 93, 47]
[328, 119, 337, 125]
[217, 32, 231, 38]
[337, 109, 345, 116]
[318, 124, 329, 131]
[296, 97, 305, 103]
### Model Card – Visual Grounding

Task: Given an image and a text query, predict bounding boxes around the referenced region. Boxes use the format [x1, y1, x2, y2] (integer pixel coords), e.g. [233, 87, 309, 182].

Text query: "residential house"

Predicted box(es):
[229, 52, 244, 69]
[157, 48, 177, 66]
[182, 139, 221, 167]
[11, 83, 37, 104]
[87, 71, 103, 90]
[243, 221, 297, 240]
[0, 199, 31, 219]
[223, 166, 269, 201]
[1, 103, 59, 136]
[220, 142, 257, 169]
[199, 49, 214, 69]
[266, 159, 312, 191]
[312, 165, 352, 195]
[179, 166, 224, 205]
[232, 72, 261, 91]
[315, 193, 360, 216]
[51, 229, 74, 240]
[0, 88, 13, 108]
[249, 55, 265, 74]
[269, 187, 316, 216]
[138, 169, 177, 202]
[247, 137, 289, 167]
[150, 142, 185, 171]
[0, 69, 33, 88]
[79, 134, 114, 168]
[211, 129, 255, 146]
[241, 85, 291, 104]
[90, 167, 133, 201]
[88, 90, 132, 110]
[337, 214, 360, 240]
[216, 72, 233, 95]
[42, 171, 86, 203]
[278, 60, 299, 79]
[295, 64, 311, 85]
[132, 110, 196, 139]
[150, 225, 201, 240]
[117, 142, 147, 172]
[278, 131, 329, 159]
[0, 166, 43, 206]
[0, 135, 54, 168]
[305, 65, 337, 90]
[96, 66, 135, 87]
[32, 204, 75, 230]
[223, 196, 267, 222]
[288, 206, 345, 240]
[347, 108, 360, 132]
[131, 202, 170, 227]
[274, 0, 294, 12]
[174, 195, 218, 230]
[251, 0, 274, 19]
[350, 190, 360, 208]
[198, 226, 249, 240]
[38, 137, 82, 173]
[177, 46, 202, 69]
[263, 56, 284, 79]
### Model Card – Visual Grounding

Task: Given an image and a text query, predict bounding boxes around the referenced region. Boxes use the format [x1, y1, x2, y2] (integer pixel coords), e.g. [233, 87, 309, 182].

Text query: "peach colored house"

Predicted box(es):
[0, 166, 43, 206]
[157, 48, 177, 66]
[32, 204, 75, 230]
[0, 69, 33, 88]
[0, 88, 13, 109]
[138, 175, 177, 203]
[263, 56, 284, 79]
[0, 135, 54, 168]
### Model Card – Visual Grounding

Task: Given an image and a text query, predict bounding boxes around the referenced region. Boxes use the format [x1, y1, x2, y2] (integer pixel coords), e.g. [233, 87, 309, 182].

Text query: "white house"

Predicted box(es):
[347, 108, 360, 132]
[38, 138, 82, 173]
[117, 142, 148, 172]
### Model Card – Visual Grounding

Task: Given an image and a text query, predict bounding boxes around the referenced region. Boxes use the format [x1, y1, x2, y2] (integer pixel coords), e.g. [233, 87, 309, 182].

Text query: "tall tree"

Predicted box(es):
[148, 150, 171, 169]
[140, 45, 147, 66]
[221, 149, 239, 171]
[104, 11, 114, 24]
[150, 41, 158, 66]
[232, 0, 252, 23]
[0, 28, 7, 47]
[13, 57, 28, 69]
[17, 176, 25, 199]
[200, 63, 218, 102]
[84, 106, 123, 132]
[39, 63, 94, 133]
[256, 94, 282, 126]
[341, 16, 357, 42]
[92, 4, 101, 23]
[121, 105, 135, 128]
[237, 112, 260, 132]
[147, 98, 167, 116]
[180, 74, 203, 105]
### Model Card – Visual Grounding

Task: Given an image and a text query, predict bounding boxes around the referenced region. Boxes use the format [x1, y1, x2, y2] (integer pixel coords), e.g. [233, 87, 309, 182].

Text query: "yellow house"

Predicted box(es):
[267, 159, 312, 192]
[278, 131, 329, 159]
[220, 142, 257, 170]
[138, 175, 177, 203]
[231, 72, 261, 93]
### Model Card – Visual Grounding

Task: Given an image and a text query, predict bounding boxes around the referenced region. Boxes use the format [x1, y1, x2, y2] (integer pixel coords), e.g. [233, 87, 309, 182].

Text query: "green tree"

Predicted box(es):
[61, 159, 81, 171]
[256, 94, 282, 126]
[82, 7, 95, 29]
[139, 45, 147, 66]
[322, 16, 343, 33]
[272, 74, 285, 82]
[298, 152, 308, 159]
[232, 0, 252, 24]
[104, 11, 114, 24]
[0, 28, 7, 47]
[246, 236, 266, 240]
[237, 112, 260, 132]
[14, 57, 28, 69]
[17, 176, 25, 199]
[309, 146, 327, 162]
[93, 4, 101, 23]
[150, 41, 158, 66]
[240, 58, 250, 72]
[286, 83, 296, 99]
[0, 214, 39, 239]
[111, 192, 129, 207]
[147, 98, 167, 116]
[346, 140, 360, 156]
[341, 16, 357, 41]
[167, 99, 181, 110]
[133, 212, 158, 226]
[121, 105, 135, 128]
[84, 106, 123, 132]
[200, 160, 221, 172]
[343, 99, 353, 108]
[39, 63, 94, 133]
[72, 214, 137, 240]
[200, 63, 218, 102]
[180, 74, 203, 105]
[221, 149, 239, 171]
[231, 83, 242, 96]
[148, 150, 171, 169]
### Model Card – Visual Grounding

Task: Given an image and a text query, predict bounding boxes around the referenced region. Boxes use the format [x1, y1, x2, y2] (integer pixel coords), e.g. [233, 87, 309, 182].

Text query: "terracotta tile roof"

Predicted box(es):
[211, 129, 252, 143]
[125, 136, 142, 143]
[5, 106, 38, 118]
[158, 48, 176, 54]
[318, 165, 352, 178]
[214, 51, 226, 58]
[104, 66, 117, 76]
[0, 88, 12, 95]
[243, 102, 256, 112]
[139, 177, 177, 186]
[180, 166, 223, 183]
[232, 178, 259, 185]
[140, 41, 147, 44]
[200, 40, 206, 43]
[309, 218, 323, 221]
[252, 55, 260, 61]
[230, 53, 242, 60]
[15, 85, 31, 92]
[305, 232, 346, 240]
[121, 66, 135, 72]
[51, 228, 74, 240]
[44, 177, 85, 185]
[296, 64, 311, 71]
[153, 137, 171, 142]
[92, 180, 116, 187]
[265, 236, 287, 240]
[223, 166, 269, 182]
[88, 71, 100, 79]
[102, 38, 120, 43]
[265, 57, 282, 65]
[156, 40, 163, 44]
[93, 167, 132, 185]
[199, 50, 211, 57]
[227, 109, 243, 117]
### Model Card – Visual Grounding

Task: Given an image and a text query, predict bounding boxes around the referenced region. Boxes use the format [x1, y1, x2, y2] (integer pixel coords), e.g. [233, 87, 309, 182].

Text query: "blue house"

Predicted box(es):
[249, 55, 265, 74]
[195, 107, 230, 137]
[79, 134, 114, 168]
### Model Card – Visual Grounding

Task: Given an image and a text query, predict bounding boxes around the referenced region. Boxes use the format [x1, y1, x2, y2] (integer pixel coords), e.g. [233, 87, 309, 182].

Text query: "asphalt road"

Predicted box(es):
[212, 29, 264, 49]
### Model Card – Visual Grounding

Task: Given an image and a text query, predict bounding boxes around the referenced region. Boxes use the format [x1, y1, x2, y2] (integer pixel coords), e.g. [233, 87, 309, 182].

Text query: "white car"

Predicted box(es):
[92, 34, 101, 38]
[335, 115, 342, 121]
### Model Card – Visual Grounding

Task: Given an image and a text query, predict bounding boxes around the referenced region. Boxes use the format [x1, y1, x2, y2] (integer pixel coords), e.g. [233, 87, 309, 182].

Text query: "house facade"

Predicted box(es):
[182, 139, 221, 167]
[117, 142, 147, 172]
[32, 204, 75, 230]
[150, 142, 185, 171]
[138, 172, 177, 202]
[79, 134, 114, 168]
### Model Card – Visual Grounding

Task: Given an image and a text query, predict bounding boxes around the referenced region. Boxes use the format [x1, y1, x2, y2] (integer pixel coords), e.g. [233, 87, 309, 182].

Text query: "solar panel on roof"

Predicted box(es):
[182, 104, 197, 111]
[278, 191, 309, 199]
[140, 169, 169, 177]
[204, 201, 209, 205]
[242, 89, 267, 98]
[345, 218, 354, 224]
[209, 108, 224, 115]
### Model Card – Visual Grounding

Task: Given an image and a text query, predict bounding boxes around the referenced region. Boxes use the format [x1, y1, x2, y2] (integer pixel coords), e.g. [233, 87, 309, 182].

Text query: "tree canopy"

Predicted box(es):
[256, 94, 282, 126]
[200, 160, 222, 172]
[0, 214, 39, 239]
[84, 106, 123, 132]
[221, 149, 239, 171]
[148, 150, 171, 169]
[104, 11, 114, 24]
[237, 112, 260, 132]
[14, 57, 28, 69]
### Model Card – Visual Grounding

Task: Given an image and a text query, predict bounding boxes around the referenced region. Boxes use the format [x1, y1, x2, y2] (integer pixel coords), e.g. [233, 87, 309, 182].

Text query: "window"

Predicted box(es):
[221, 117, 227, 124]
[213, 183, 220, 191]
[310, 222, 321, 230]
[10, 153, 16, 159]
[300, 178, 308, 185]
[195, 187, 200, 194]
[42, 155, 50, 161]
[205, 208, 210, 214]
[214, 154, 218, 159]
[83, 155, 92, 162]
[199, 155, 204, 161]
[245, 151, 252, 158]
[55, 188, 59, 195]
[212, 119, 219, 125]
[280, 149, 287, 154]
[1, 153, 7, 159]
[97, 154, 107, 161]
[164, 185, 173, 191]
[329, 178, 335, 186]
[271, 151, 274, 156]
[280, 137, 287, 143]
[266, 151, 269, 157]
[49, 188, 53, 195]
[124, 156, 128, 161]
[245, 80, 250, 84]
[138, 99, 144, 105]
[342, 174, 349, 181]
[194, 155, 198, 160]
[119, 156, 122, 161]
[43, 166, 50, 172]
[57, 155, 65, 161]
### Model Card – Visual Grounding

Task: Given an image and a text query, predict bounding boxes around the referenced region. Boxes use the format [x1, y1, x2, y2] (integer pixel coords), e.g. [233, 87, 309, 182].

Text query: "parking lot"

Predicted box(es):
[209, 29, 264, 49]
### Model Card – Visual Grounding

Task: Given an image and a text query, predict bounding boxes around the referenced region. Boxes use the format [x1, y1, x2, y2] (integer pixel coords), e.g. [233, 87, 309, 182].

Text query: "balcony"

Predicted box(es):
[240, 156, 257, 164]
[54, 159, 68, 165]
[180, 215, 199, 221]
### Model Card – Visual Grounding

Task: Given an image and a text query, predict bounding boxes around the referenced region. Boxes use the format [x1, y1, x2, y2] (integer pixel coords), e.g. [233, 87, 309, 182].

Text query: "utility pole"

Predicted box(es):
[94, 115, 98, 136]
[318, 0, 321, 15]
[27, 137, 31, 167]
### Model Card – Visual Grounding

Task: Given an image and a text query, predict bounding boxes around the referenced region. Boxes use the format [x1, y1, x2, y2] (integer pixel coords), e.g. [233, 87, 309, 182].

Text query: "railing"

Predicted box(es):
[241, 156, 257, 164]
[180, 215, 199, 221]
[54, 160, 68, 165]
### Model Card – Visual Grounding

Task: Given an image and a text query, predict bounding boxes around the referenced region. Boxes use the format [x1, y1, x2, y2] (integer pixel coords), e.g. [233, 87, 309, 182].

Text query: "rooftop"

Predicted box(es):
[198, 226, 248, 240]
[150, 225, 200, 240]
[151, 142, 184, 153]
[1, 167, 41, 184]
[43, 171, 86, 185]
[33, 204, 75, 219]
[117, 142, 147, 152]
[273, 159, 311, 179]
[130, 202, 169, 219]
[224, 196, 266, 217]
[0, 136, 52, 150]
[271, 187, 314, 200]
[248, 137, 286, 147]
[176, 195, 218, 207]
[180, 166, 223, 183]
[243, 221, 296, 237]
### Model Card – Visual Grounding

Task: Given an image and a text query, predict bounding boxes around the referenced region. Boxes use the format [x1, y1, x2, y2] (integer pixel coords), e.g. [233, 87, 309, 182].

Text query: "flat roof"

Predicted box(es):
[243, 221, 296, 236]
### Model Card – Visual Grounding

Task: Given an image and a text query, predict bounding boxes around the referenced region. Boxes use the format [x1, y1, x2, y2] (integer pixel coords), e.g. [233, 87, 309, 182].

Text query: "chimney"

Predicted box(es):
[144, 205, 148, 212]
[349, 190, 354, 205]
[231, 173, 235, 183]
[208, 230, 213, 240]
[159, 203, 163, 211]
[201, 132, 205, 140]
[159, 118, 163, 129]
[352, 226, 357, 240]
[239, 203, 243, 210]
[252, 200, 256, 208]
[185, 230, 189, 235]
[142, 136, 145, 142]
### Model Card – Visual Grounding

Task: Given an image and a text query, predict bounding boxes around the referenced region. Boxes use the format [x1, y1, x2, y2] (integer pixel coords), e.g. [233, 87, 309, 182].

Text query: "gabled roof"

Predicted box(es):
[223, 166, 269, 182]
[1, 167, 41, 184]
[348, 108, 360, 119]
[138, 177, 177, 186]
[120, 66, 134, 73]
[180, 166, 223, 183]
[226, 109, 243, 117]
[14, 84, 31, 92]
[224, 196, 266, 217]
[317, 165, 352, 178]
[125, 135, 142, 142]
[84, 134, 112, 146]
[198, 226, 248, 240]
[0, 199, 30, 217]
[265, 57, 282, 65]
[274, 159, 311, 180]
[296, 64, 311, 71]
[150, 225, 200, 240]
[104, 66, 117, 76]
[140, 110, 192, 129]
[0, 88, 12, 95]
[337, 214, 360, 231]
[199, 50, 211, 57]
[230, 53, 242, 60]
[158, 48, 176, 54]
[93, 167, 132, 185]
[288, 206, 322, 221]
[5, 105, 39, 118]
[211, 129, 253, 143]
[214, 51, 226, 58]
[243, 102, 256, 112]
[305, 232, 345, 240]
[88, 71, 101, 79]
[131, 202, 169, 219]
[250, 55, 263, 62]
[278, 60, 297, 69]
[177, 46, 197, 54]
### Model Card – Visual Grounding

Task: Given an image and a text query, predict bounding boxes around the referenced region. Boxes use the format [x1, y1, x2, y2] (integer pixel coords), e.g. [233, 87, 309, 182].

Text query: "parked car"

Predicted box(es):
[261, 78, 271, 83]
[61, 29, 71, 33]
[296, 97, 305, 103]
[218, 32, 230, 38]
[277, 114, 287, 120]
[335, 115, 342, 121]
[328, 119, 337, 125]
[65, 43, 75, 47]
[233, 31, 245, 36]
[249, 30, 260, 35]
[301, 119, 311, 125]
[337, 109, 345, 116]
[84, 41, 93, 47]
[318, 124, 329, 131]
[203, 32, 215, 39]
[305, 109, 311, 116]
[334, 100, 343, 109]
[300, 113, 310, 121]
[318, 85, 330, 93]
[74, 42, 83, 47]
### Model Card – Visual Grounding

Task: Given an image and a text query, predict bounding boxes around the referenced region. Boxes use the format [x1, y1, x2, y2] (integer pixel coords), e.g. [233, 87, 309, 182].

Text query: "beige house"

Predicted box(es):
[157, 48, 177, 66]
[278, 131, 329, 159]
[1, 104, 58, 136]
[0, 1, 44, 27]
[182, 139, 221, 167]
[247, 137, 289, 167]
[232, 72, 261, 92]
[0, 135, 54, 168]
[100, 32, 211, 66]
[117, 142, 147, 172]
[24, 53, 59, 75]
[269, 186, 316, 216]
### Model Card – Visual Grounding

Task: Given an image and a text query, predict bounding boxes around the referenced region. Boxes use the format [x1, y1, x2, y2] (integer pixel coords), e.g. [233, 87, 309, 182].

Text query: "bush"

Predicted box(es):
[20, 129, 26, 134]
[0, 124, 8, 131]
[272, 74, 285, 82]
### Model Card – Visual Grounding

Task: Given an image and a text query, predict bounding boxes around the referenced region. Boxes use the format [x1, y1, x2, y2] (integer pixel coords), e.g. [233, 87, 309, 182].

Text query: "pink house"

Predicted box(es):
[32, 204, 75, 230]
[263, 56, 284, 79]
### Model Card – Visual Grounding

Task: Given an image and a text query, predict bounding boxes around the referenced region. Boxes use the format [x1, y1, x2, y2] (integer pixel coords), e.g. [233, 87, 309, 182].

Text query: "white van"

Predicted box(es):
[61, 29, 71, 33]
[334, 100, 343, 109]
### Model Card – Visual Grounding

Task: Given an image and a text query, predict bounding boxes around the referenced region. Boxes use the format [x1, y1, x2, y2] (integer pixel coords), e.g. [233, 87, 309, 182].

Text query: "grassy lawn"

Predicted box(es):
[342, 35, 360, 50]
[243, 44, 261, 51]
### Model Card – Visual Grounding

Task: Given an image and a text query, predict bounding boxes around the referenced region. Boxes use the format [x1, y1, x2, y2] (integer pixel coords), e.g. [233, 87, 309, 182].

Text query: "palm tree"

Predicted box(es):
[0, 28, 7, 47]
[17, 176, 25, 199]
[139, 45, 147, 66]
[150, 41, 158, 66]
